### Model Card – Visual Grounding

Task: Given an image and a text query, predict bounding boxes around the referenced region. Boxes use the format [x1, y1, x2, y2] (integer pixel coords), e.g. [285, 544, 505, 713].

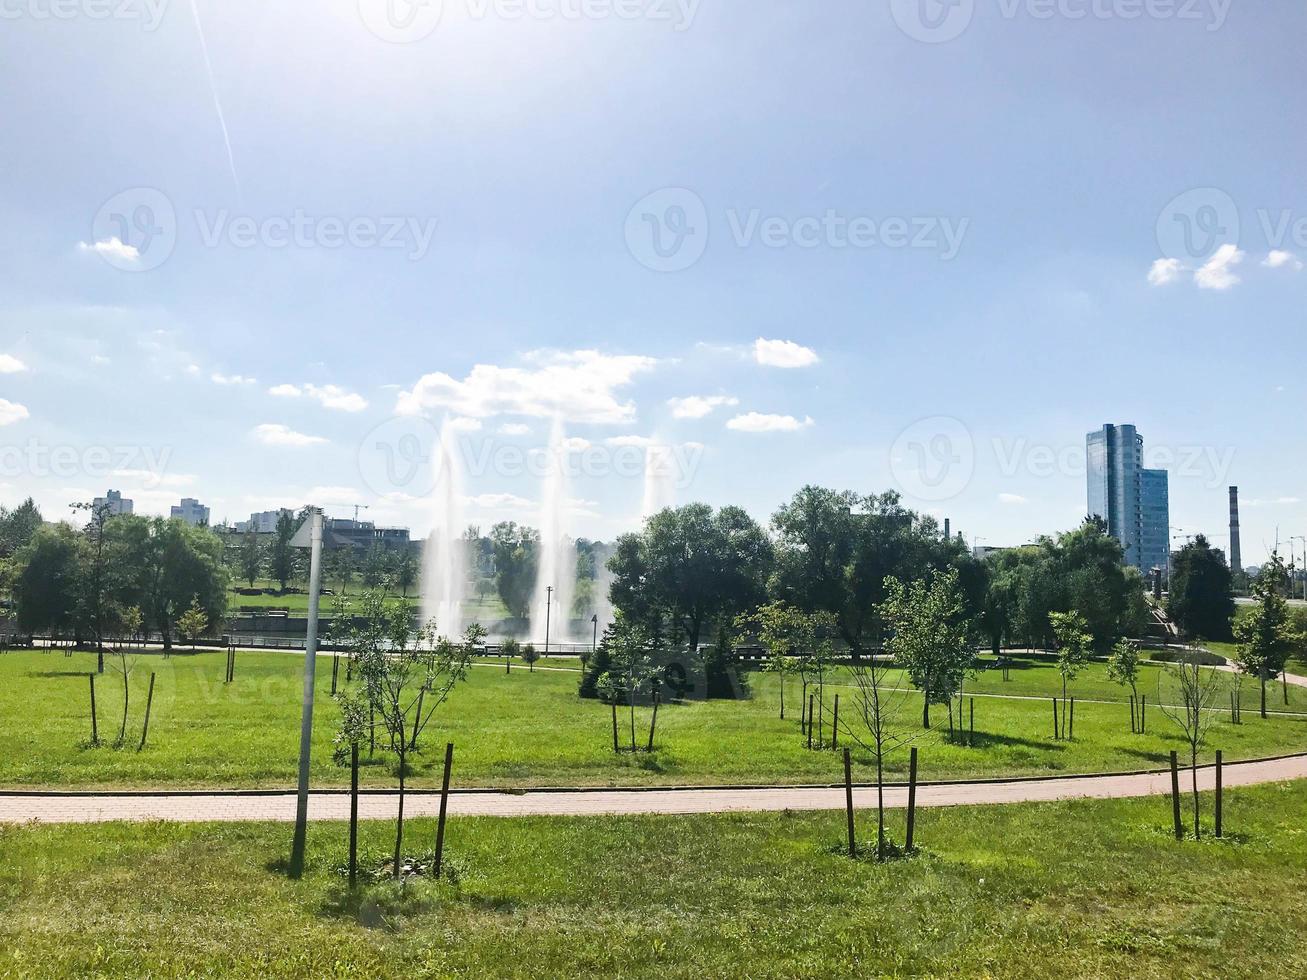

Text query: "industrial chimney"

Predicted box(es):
[1228, 486, 1242, 575]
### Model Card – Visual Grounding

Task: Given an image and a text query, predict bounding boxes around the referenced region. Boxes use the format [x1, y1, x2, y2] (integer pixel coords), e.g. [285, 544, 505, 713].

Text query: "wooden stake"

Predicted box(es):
[348, 742, 359, 890]
[1069, 697, 1075, 741]
[832, 694, 839, 749]
[807, 694, 814, 750]
[969, 697, 975, 747]
[1141, 695, 1146, 733]
[89, 673, 98, 745]
[1215, 749, 1223, 839]
[137, 672, 156, 752]
[1051, 697, 1059, 740]
[646, 692, 660, 752]
[906, 747, 919, 852]
[331, 654, 339, 696]
[434, 742, 454, 877]
[1170, 750, 1183, 840]
[1130, 694, 1136, 733]
[843, 747, 856, 859]
[611, 702, 619, 753]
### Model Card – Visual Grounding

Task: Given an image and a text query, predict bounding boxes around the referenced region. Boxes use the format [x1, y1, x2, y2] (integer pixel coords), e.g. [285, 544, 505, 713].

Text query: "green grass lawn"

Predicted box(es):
[3, 648, 1305, 791]
[3, 781, 1307, 977]
[227, 580, 512, 623]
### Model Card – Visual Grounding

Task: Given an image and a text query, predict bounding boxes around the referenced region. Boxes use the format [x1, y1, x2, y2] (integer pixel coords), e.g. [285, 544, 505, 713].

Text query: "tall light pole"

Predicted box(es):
[1293, 536, 1307, 601]
[289, 508, 324, 879]
[544, 585, 553, 656]
[591, 613, 598, 653]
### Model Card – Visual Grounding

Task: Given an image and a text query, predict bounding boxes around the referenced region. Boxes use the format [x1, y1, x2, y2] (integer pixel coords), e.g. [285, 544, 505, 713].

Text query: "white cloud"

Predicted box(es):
[466, 492, 534, 510]
[212, 372, 257, 386]
[0, 399, 29, 426]
[1147, 258, 1184, 286]
[267, 382, 366, 411]
[447, 416, 483, 432]
[562, 436, 592, 451]
[396, 349, 657, 424]
[0, 354, 28, 374]
[1243, 496, 1301, 507]
[668, 394, 739, 419]
[998, 493, 1029, 505]
[252, 423, 327, 447]
[1263, 249, 1304, 271]
[497, 423, 531, 436]
[78, 237, 139, 263]
[606, 435, 655, 448]
[753, 338, 819, 369]
[726, 412, 814, 433]
[1193, 244, 1244, 290]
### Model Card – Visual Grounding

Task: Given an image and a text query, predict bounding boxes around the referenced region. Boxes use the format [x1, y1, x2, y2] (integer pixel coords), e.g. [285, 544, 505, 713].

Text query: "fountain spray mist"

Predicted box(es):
[532, 416, 576, 644]
[420, 417, 468, 639]
[641, 440, 677, 519]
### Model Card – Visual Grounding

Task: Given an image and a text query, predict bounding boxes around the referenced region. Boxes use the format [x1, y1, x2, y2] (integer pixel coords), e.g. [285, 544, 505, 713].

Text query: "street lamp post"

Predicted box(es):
[288, 508, 324, 879]
[591, 614, 598, 653]
[544, 585, 553, 656]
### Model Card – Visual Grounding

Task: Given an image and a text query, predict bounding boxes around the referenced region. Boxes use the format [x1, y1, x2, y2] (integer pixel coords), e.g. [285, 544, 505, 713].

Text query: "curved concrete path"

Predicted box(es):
[4, 753, 1306, 825]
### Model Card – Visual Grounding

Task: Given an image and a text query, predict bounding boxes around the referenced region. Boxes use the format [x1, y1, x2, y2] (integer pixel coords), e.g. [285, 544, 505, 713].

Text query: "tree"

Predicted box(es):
[238, 530, 264, 589]
[521, 642, 540, 672]
[1158, 645, 1223, 838]
[1167, 536, 1235, 641]
[394, 547, 419, 597]
[737, 601, 805, 719]
[0, 498, 43, 559]
[1233, 552, 1300, 718]
[596, 612, 659, 751]
[14, 524, 81, 640]
[846, 647, 924, 860]
[108, 517, 229, 652]
[771, 488, 963, 654]
[1106, 638, 1142, 732]
[269, 511, 296, 591]
[333, 590, 474, 878]
[608, 503, 773, 655]
[361, 543, 391, 589]
[878, 569, 977, 728]
[71, 500, 116, 673]
[490, 522, 538, 619]
[1049, 610, 1091, 737]
[177, 595, 208, 650]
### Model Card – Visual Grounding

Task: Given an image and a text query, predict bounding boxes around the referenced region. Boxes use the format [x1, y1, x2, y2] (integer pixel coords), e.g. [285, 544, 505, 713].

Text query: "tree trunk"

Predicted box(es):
[393, 747, 407, 879]
[922, 695, 930, 728]
[779, 677, 784, 720]
[876, 748, 885, 862]
[118, 669, 129, 745]
[1260, 671, 1268, 719]
[1191, 749, 1200, 839]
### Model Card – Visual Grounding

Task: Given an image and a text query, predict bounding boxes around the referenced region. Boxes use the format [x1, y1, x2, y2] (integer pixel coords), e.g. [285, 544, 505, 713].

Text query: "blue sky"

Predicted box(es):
[1, 0, 1304, 565]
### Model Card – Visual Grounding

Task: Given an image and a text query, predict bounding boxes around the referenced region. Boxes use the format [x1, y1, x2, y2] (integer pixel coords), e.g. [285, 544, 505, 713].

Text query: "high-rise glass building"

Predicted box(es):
[1086, 424, 1170, 575]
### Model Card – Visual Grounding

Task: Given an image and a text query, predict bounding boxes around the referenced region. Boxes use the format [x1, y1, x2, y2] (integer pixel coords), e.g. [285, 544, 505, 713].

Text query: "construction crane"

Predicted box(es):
[351, 504, 370, 524]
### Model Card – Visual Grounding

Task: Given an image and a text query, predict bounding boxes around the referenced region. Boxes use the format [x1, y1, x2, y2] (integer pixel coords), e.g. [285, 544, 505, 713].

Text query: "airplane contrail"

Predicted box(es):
[188, 0, 243, 206]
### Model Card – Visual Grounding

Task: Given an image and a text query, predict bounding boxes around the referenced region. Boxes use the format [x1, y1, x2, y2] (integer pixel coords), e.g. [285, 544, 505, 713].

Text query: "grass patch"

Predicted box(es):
[3, 781, 1307, 976]
[2, 649, 1304, 790]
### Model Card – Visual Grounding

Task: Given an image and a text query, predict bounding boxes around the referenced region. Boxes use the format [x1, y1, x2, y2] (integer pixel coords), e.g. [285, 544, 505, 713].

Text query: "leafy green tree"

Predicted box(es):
[770, 488, 963, 654]
[596, 612, 660, 751]
[737, 600, 805, 719]
[1049, 610, 1091, 735]
[238, 530, 264, 589]
[71, 500, 118, 673]
[490, 522, 538, 619]
[394, 547, 419, 597]
[1106, 638, 1142, 731]
[361, 543, 391, 588]
[14, 524, 81, 640]
[0, 498, 43, 559]
[1234, 552, 1301, 718]
[108, 517, 229, 652]
[332, 591, 474, 878]
[177, 595, 209, 650]
[269, 511, 297, 591]
[1167, 535, 1235, 641]
[878, 569, 977, 727]
[608, 503, 773, 654]
[521, 642, 540, 672]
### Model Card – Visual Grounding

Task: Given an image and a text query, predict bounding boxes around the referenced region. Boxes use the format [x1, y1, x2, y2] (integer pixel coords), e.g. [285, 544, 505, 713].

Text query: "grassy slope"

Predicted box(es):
[3, 782, 1307, 977]
[2, 649, 1305, 790]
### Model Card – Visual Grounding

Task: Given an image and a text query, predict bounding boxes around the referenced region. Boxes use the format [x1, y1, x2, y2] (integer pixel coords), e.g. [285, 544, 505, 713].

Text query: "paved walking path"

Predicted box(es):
[4, 753, 1305, 825]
